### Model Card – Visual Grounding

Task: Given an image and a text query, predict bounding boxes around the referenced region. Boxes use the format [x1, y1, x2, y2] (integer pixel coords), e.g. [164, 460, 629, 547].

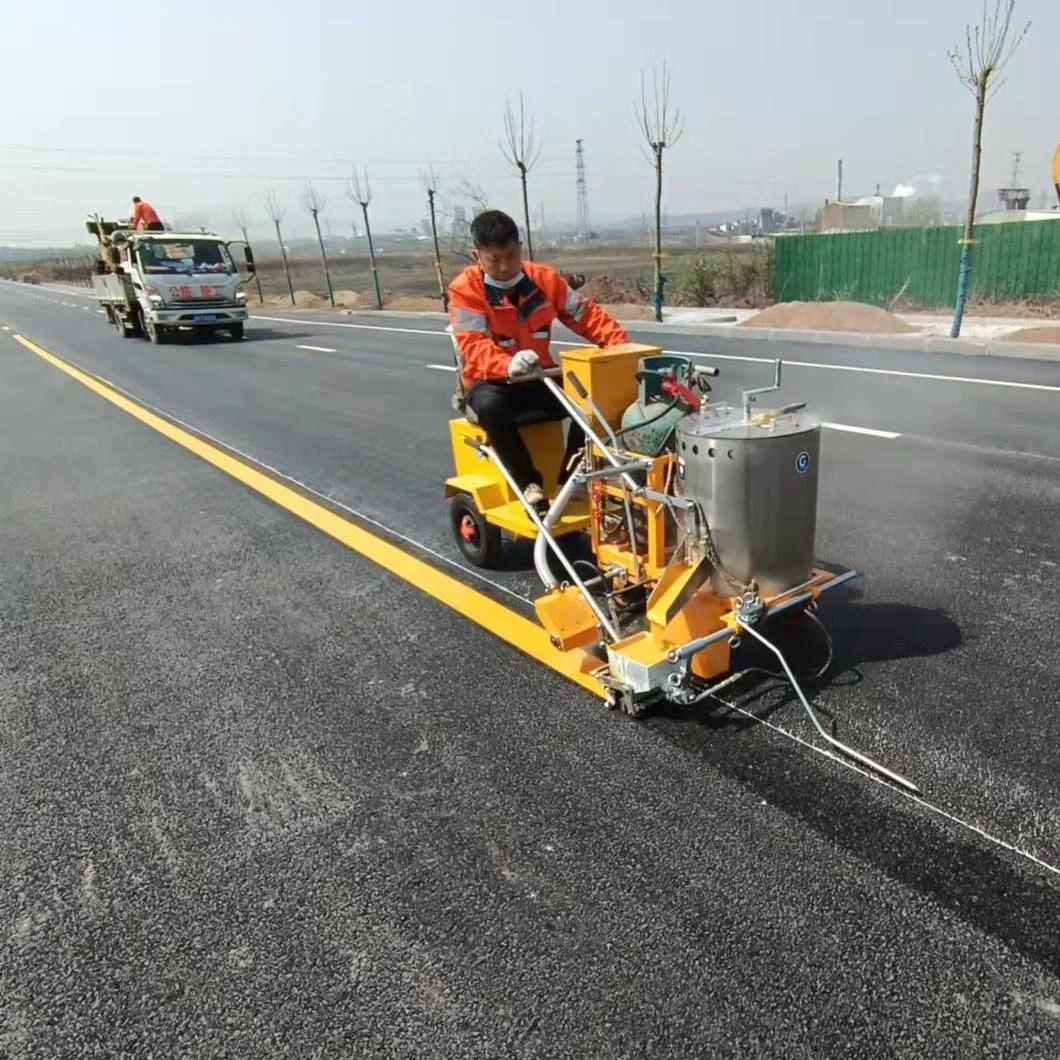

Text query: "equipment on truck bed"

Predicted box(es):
[86, 214, 256, 344]
[444, 341, 921, 795]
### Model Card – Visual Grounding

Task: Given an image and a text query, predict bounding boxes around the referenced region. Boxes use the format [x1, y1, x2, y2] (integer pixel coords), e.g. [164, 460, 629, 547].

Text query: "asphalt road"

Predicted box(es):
[1, 280, 1059, 1058]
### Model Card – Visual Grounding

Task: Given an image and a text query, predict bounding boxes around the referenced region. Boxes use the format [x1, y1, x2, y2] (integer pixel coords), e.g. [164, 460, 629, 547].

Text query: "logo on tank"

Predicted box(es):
[794, 451, 810, 474]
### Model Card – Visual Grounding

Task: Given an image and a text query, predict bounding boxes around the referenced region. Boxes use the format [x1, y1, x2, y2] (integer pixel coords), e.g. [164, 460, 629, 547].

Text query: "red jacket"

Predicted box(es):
[447, 261, 629, 390]
[132, 201, 161, 228]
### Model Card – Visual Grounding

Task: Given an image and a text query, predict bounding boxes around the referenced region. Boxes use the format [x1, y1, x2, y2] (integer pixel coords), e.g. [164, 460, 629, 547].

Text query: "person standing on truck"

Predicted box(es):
[447, 210, 628, 514]
[130, 197, 164, 231]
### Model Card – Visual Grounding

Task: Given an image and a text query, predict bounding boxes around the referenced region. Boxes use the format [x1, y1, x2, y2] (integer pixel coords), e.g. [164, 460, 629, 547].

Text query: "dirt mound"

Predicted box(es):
[999, 325, 1060, 345]
[604, 303, 656, 321]
[386, 296, 446, 313]
[291, 289, 325, 309]
[579, 275, 644, 305]
[738, 300, 920, 334]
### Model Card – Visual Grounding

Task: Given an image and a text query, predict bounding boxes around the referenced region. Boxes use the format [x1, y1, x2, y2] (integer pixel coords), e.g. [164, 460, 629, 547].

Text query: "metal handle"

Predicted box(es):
[509, 366, 563, 383]
[742, 359, 782, 421]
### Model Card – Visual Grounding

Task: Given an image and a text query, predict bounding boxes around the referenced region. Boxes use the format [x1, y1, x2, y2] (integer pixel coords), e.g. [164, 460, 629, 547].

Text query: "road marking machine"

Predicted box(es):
[445, 341, 920, 795]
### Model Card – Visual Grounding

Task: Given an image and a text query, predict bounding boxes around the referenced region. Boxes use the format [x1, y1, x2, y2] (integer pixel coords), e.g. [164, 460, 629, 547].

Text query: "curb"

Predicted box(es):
[618, 320, 1060, 363]
[324, 307, 1060, 365]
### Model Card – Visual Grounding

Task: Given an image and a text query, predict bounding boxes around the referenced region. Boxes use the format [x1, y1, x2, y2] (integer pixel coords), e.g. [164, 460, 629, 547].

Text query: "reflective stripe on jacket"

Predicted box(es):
[447, 261, 629, 391]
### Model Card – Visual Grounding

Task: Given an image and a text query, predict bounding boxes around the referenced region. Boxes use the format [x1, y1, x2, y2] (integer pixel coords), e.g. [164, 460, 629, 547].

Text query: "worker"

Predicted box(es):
[130, 197, 164, 231]
[447, 210, 628, 513]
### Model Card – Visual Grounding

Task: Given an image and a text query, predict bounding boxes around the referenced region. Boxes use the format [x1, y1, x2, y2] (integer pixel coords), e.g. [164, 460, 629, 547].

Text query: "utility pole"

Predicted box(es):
[575, 138, 592, 241]
[837, 158, 843, 203]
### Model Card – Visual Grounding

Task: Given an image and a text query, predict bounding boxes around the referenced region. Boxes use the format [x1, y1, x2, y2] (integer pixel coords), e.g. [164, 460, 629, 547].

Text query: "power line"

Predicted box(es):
[0, 142, 574, 168]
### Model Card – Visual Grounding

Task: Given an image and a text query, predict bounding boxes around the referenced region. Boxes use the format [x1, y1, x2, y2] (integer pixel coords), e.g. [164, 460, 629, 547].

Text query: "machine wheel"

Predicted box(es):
[449, 494, 501, 568]
[228, 323, 245, 341]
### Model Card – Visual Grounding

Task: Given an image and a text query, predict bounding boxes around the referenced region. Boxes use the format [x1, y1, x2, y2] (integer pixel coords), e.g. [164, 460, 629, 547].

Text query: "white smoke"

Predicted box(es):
[891, 174, 943, 199]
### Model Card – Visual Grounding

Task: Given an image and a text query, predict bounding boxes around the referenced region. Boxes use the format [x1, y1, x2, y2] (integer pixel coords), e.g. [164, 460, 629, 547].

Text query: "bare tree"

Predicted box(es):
[231, 206, 264, 304]
[421, 164, 448, 312]
[301, 181, 335, 308]
[347, 167, 382, 310]
[443, 176, 491, 264]
[263, 185, 295, 306]
[499, 94, 541, 260]
[635, 63, 684, 322]
[947, 0, 1030, 337]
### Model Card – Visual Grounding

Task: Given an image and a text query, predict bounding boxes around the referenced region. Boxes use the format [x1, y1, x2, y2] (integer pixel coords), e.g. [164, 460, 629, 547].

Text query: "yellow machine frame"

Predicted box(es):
[445, 343, 840, 687]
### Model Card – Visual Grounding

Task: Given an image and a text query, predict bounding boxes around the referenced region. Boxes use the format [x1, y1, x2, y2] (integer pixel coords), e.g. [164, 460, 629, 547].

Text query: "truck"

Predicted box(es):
[85, 214, 256, 343]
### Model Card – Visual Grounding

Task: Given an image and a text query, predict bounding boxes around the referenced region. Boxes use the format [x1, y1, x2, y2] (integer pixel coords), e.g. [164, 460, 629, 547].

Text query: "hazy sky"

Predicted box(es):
[0, 0, 1055, 245]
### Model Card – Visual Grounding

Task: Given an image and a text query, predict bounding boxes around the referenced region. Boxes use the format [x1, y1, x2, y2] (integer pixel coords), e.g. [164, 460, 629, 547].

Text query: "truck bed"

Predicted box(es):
[92, 273, 134, 304]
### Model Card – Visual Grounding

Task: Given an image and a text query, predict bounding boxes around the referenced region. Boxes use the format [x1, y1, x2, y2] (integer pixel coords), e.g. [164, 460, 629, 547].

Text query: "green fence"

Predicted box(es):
[773, 220, 1060, 308]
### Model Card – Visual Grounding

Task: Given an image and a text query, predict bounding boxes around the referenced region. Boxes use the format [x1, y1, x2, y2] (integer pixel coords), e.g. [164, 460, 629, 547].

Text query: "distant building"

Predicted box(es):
[450, 205, 467, 237]
[978, 208, 1060, 225]
[851, 195, 904, 227]
[997, 186, 1031, 211]
[816, 201, 873, 233]
[759, 207, 777, 235]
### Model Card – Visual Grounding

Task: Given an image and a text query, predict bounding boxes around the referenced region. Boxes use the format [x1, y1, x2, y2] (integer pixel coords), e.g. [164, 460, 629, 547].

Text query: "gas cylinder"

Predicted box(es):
[618, 354, 696, 456]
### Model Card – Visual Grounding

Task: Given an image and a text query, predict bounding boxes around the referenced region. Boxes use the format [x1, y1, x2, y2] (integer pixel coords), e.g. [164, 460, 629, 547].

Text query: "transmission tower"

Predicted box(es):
[575, 139, 591, 241]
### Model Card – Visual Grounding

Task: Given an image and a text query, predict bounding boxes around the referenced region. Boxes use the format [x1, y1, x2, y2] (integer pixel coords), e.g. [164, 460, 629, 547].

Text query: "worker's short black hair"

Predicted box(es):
[132, 196, 141, 203]
[470, 210, 520, 249]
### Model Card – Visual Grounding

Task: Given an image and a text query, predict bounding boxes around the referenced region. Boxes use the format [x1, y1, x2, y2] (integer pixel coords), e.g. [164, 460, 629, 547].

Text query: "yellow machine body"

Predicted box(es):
[445, 418, 591, 538]
[445, 342, 838, 698]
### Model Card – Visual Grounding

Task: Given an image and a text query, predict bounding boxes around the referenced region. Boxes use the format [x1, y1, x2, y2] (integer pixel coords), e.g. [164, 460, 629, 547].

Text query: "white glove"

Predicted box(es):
[508, 348, 540, 380]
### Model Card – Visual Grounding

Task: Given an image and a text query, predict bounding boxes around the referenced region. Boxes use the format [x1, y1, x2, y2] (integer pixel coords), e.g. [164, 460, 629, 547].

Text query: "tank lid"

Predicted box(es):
[677, 403, 820, 440]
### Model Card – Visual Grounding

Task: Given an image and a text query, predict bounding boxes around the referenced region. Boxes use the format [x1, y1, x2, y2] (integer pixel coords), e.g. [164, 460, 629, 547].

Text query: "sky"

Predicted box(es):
[0, 0, 1055, 246]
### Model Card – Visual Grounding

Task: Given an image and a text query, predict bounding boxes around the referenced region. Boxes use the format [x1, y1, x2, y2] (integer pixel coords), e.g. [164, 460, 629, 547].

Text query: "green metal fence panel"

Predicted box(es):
[773, 220, 1060, 308]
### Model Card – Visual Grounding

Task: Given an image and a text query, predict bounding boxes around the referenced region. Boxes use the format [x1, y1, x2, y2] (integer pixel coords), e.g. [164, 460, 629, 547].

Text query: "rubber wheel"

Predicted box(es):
[145, 319, 165, 344]
[229, 323, 244, 341]
[449, 494, 501, 568]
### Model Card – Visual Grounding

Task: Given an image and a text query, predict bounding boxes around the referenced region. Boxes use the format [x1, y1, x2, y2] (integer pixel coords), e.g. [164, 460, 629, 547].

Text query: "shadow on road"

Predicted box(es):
[244, 328, 318, 343]
[638, 585, 1059, 978]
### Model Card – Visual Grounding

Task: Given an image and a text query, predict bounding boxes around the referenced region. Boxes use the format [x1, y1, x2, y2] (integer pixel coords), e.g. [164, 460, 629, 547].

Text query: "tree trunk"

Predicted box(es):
[520, 165, 534, 261]
[311, 212, 335, 308]
[652, 143, 664, 323]
[274, 218, 295, 306]
[950, 76, 987, 338]
[241, 226, 265, 304]
[363, 204, 383, 310]
[428, 189, 447, 313]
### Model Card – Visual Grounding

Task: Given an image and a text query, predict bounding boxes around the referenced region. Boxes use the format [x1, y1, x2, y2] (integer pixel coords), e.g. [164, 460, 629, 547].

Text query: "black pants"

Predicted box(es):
[467, 381, 584, 490]
[145, 222, 164, 231]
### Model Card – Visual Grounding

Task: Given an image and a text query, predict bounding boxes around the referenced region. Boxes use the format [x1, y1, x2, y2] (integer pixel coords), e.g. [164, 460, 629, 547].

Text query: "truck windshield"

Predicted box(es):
[137, 240, 234, 274]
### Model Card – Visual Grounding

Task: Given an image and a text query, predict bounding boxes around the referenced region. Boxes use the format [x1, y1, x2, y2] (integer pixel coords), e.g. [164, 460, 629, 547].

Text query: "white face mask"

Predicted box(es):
[483, 270, 524, 290]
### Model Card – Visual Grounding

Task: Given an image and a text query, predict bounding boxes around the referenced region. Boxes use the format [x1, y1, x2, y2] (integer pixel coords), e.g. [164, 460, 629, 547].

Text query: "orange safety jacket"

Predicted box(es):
[132, 201, 161, 228]
[447, 261, 629, 391]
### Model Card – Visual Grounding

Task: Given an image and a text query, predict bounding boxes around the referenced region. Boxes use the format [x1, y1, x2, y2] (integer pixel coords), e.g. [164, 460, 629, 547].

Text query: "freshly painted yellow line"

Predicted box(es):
[13, 333, 604, 698]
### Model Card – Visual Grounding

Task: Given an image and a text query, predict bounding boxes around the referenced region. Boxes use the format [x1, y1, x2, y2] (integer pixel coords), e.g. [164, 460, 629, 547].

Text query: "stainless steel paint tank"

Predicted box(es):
[674, 404, 821, 595]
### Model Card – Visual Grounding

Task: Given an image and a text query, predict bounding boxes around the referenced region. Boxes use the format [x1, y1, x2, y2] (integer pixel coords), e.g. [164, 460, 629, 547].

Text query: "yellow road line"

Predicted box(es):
[13, 333, 604, 698]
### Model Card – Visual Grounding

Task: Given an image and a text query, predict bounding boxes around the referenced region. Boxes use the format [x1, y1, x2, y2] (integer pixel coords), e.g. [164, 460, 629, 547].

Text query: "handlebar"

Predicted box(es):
[509, 366, 563, 383]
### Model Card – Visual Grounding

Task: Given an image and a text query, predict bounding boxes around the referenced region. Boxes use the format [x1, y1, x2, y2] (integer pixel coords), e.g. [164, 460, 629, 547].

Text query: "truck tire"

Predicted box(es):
[114, 312, 132, 338]
[228, 323, 245, 341]
[145, 319, 167, 344]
